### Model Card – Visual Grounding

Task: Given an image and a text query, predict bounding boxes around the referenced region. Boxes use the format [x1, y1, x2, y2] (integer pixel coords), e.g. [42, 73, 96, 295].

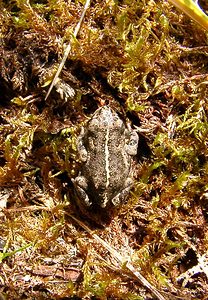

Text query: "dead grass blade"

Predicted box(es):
[69, 214, 167, 300]
[45, 0, 91, 100]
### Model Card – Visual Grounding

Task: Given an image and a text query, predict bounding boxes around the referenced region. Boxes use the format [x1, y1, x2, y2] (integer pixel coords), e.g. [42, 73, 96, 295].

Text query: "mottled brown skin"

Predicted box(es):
[73, 106, 138, 214]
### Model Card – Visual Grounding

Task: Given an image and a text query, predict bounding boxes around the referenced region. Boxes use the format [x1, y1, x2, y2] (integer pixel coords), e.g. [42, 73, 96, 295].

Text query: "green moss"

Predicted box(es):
[0, 0, 207, 299]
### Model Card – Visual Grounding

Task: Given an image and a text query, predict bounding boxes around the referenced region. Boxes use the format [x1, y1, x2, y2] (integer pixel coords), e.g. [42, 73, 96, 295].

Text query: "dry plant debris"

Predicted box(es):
[0, 0, 208, 299]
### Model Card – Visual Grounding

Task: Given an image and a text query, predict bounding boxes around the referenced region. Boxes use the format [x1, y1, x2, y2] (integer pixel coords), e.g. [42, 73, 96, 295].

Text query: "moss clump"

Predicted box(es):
[0, 0, 207, 299]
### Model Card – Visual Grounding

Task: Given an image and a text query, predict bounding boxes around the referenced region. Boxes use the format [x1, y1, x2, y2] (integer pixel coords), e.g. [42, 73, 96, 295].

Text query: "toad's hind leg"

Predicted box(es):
[111, 178, 133, 206]
[72, 176, 92, 207]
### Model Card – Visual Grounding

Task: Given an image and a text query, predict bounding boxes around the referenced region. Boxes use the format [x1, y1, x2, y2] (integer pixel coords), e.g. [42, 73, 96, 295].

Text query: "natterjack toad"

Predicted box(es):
[73, 106, 138, 211]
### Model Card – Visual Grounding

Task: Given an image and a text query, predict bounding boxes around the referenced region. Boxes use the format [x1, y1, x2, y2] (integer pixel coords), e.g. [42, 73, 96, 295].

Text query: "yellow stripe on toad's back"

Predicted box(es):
[105, 125, 110, 189]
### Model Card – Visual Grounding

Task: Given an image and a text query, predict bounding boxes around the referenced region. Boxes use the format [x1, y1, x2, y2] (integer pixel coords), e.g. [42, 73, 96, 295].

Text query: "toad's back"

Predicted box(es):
[74, 106, 138, 209]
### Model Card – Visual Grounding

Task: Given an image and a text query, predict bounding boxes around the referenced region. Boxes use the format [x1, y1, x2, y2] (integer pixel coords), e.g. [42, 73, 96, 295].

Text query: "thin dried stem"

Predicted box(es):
[45, 0, 91, 100]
